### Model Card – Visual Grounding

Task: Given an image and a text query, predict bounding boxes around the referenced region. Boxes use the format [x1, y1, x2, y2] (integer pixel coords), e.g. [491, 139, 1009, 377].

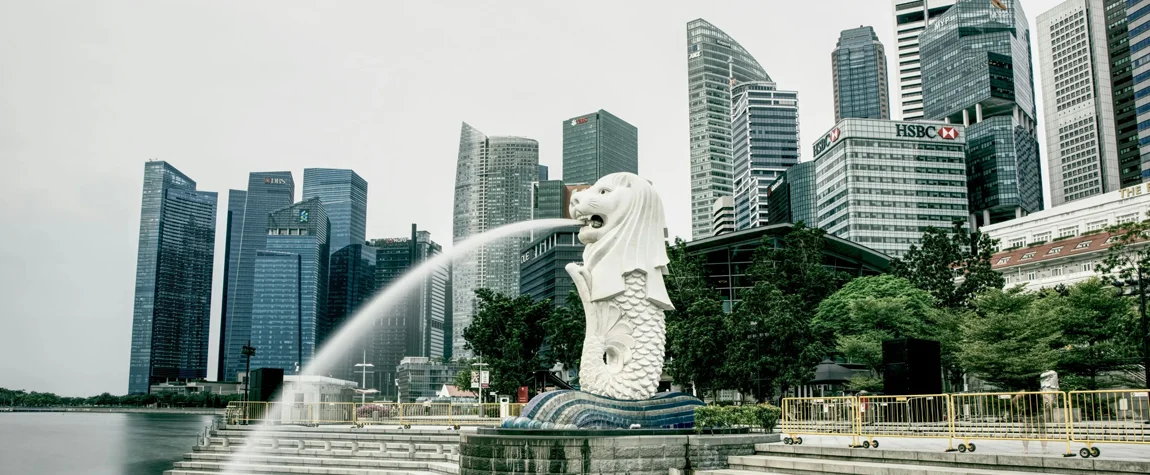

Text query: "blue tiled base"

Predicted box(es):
[500, 390, 704, 429]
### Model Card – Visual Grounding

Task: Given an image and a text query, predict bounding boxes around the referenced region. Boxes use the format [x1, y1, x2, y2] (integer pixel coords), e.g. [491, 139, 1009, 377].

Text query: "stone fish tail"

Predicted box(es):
[579, 270, 666, 400]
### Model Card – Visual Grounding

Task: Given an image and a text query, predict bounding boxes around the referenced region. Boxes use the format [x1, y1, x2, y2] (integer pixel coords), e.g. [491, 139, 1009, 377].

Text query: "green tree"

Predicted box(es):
[462, 288, 551, 396]
[1097, 213, 1150, 389]
[543, 290, 585, 373]
[891, 221, 1004, 309]
[1052, 279, 1138, 390]
[961, 289, 1060, 391]
[663, 238, 729, 397]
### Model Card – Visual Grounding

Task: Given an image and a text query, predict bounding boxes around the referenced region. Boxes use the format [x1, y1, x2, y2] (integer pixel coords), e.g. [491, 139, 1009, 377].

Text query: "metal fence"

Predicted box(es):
[781, 390, 1150, 458]
[225, 401, 526, 428]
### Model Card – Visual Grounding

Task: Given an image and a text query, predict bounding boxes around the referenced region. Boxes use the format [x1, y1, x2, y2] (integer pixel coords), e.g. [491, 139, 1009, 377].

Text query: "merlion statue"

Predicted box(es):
[502, 173, 703, 429]
[567, 172, 674, 400]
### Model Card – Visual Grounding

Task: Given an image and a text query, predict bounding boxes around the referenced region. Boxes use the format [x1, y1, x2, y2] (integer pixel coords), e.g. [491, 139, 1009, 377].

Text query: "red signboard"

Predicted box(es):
[517, 386, 529, 403]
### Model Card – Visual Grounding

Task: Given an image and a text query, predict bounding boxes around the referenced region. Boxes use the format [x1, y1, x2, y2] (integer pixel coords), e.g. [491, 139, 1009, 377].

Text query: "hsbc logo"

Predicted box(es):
[895, 124, 959, 140]
[813, 128, 841, 156]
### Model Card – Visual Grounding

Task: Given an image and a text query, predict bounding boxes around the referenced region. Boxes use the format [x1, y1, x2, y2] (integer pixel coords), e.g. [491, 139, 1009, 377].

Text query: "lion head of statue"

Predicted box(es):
[569, 173, 673, 310]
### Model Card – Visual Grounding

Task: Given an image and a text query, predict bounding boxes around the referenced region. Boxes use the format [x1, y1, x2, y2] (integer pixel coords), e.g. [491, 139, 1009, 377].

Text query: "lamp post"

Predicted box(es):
[1112, 274, 1150, 389]
[354, 350, 375, 404]
[241, 342, 256, 403]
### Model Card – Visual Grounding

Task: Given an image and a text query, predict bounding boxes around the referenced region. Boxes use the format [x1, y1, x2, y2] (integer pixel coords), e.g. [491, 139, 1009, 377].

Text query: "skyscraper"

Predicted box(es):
[1037, 0, 1123, 206]
[249, 198, 329, 373]
[128, 161, 217, 394]
[711, 196, 735, 236]
[920, 0, 1043, 227]
[368, 227, 448, 397]
[766, 161, 818, 227]
[520, 181, 590, 309]
[832, 26, 890, 121]
[1128, 0, 1150, 179]
[730, 81, 800, 230]
[1104, 0, 1142, 188]
[562, 109, 638, 185]
[686, 19, 770, 239]
[220, 172, 295, 382]
[302, 168, 367, 255]
[324, 243, 376, 348]
[217, 189, 246, 381]
[452, 122, 538, 358]
[892, 0, 958, 121]
[538, 165, 549, 182]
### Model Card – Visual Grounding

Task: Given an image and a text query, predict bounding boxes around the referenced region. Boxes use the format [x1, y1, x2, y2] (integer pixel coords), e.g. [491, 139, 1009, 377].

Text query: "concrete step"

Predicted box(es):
[192, 445, 456, 461]
[206, 436, 456, 452]
[170, 460, 443, 475]
[696, 469, 788, 475]
[213, 429, 460, 442]
[729, 454, 1047, 475]
[181, 452, 458, 474]
[753, 443, 1150, 474]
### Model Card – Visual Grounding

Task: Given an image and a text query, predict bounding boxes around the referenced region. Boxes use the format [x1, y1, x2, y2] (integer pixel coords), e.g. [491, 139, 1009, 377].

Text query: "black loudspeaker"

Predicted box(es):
[882, 338, 942, 395]
[248, 368, 284, 402]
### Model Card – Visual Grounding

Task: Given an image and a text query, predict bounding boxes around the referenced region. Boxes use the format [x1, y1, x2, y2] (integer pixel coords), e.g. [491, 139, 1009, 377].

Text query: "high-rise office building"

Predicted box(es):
[302, 169, 367, 255]
[368, 227, 449, 398]
[538, 165, 549, 182]
[562, 110, 638, 185]
[217, 189, 246, 381]
[324, 242, 377, 381]
[686, 19, 771, 239]
[766, 161, 818, 226]
[452, 122, 538, 358]
[128, 161, 218, 394]
[1129, 0, 1150, 178]
[920, 0, 1043, 227]
[520, 182, 589, 309]
[1105, 0, 1142, 187]
[833, 26, 890, 121]
[1038, 0, 1123, 206]
[892, 0, 958, 121]
[220, 172, 295, 382]
[730, 81, 800, 230]
[712, 196, 735, 236]
[811, 119, 969, 257]
[249, 198, 329, 373]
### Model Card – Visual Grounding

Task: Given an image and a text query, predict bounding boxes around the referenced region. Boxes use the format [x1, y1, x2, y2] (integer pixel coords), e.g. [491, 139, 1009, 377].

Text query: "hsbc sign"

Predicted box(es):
[813, 127, 841, 156]
[895, 124, 959, 140]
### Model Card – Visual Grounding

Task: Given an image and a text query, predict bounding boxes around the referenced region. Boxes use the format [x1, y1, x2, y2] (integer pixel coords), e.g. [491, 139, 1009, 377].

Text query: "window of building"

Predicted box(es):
[1106, 236, 1120, 244]
[1047, 246, 1064, 256]
[1117, 213, 1139, 224]
[996, 257, 1011, 265]
[1082, 262, 1094, 272]
[1028, 271, 1036, 280]
[1032, 232, 1051, 244]
[1086, 220, 1107, 231]
[1074, 240, 1092, 250]
[1009, 238, 1026, 249]
[1058, 226, 1078, 238]
[1052, 268, 1064, 277]
[1021, 252, 1037, 260]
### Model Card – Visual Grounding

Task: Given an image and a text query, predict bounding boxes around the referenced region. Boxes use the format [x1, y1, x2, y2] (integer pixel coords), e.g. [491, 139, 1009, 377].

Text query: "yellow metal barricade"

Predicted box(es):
[857, 394, 954, 450]
[308, 402, 357, 425]
[354, 402, 402, 426]
[950, 391, 1072, 454]
[1067, 389, 1150, 458]
[781, 396, 862, 446]
[226, 401, 269, 424]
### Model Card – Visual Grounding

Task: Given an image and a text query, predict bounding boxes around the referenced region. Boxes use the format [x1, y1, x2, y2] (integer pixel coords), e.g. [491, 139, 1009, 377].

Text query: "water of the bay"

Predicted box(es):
[0, 412, 211, 475]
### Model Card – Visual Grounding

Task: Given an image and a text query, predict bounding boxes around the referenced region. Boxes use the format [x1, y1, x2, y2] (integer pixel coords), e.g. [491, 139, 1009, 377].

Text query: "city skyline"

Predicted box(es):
[1, 0, 1070, 396]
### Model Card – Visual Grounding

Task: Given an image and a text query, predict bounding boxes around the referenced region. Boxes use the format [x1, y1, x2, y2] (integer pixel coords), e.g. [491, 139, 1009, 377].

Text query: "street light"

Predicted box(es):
[1111, 278, 1150, 389]
[354, 350, 375, 404]
[241, 342, 256, 403]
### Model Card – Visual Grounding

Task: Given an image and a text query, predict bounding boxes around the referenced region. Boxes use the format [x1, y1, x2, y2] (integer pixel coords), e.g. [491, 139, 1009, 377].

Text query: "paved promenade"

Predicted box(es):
[792, 434, 1150, 460]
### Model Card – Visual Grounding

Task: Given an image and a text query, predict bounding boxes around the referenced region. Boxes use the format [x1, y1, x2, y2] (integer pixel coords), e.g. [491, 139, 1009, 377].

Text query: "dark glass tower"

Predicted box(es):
[249, 198, 329, 373]
[522, 182, 589, 309]
[216, 189, 245, 381]
[1108, 0, 1142, 186]
[324, 242, 377, 375]
[730, 81, 800, 230]
[766, 161, 818, 227]
[920, 0, 1043, 226]
[686, 19, 770, 239]
[832, 26, 890, 121]
[368, 226, 448, 399]
[302, 168, 367, 255]
[220, 171, 294, 382]
[562, 109, 638, 185]
[128, 161, 217, 394]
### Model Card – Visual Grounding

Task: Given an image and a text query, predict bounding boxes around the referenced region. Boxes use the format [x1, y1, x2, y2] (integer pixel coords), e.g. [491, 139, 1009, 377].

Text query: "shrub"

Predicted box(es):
[694, 403, 780, 432]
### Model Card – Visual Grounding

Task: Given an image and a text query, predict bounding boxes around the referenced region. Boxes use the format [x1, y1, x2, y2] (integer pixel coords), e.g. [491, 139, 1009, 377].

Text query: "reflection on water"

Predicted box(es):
[0, 412, 211, 475]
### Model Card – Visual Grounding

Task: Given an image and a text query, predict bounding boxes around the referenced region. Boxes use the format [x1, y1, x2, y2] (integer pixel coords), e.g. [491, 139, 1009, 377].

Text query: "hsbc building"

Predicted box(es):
[806, 118, 970, 257]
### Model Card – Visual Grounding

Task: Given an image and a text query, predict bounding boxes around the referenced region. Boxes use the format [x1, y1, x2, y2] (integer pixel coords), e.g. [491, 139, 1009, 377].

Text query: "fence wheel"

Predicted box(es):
[862, 440, 870, 449]
[871, 440, 879, 449]
[1079, 448, 1091, 458]
[784, 437, 793, 445]
[966, 443, 975, 453]
[1090, 447, 1099, 458]
[958, 444, 967, 453]
[795, 437, 803, 445]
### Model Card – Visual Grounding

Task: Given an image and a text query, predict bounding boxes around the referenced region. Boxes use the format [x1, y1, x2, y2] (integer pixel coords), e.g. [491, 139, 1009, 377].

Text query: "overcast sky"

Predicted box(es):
[0, 0, 1065, 396]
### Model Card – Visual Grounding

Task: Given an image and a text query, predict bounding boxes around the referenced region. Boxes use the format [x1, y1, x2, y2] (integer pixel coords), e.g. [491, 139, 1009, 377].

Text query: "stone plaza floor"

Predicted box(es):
[788, 435, 1150, 460]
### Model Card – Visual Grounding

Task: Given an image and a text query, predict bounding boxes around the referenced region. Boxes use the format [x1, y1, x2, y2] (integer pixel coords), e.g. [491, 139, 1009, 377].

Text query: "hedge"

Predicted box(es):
[694, 403, 780, 432]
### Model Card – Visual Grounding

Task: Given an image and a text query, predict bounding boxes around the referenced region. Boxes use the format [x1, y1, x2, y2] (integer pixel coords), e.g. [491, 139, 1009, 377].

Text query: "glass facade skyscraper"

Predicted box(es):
[766, 161, 818, 226]
[220, 171, 295, 382]
[522, 181, 589, 309]
[686, 19, 770, 239]
[562, 109, 638, 185]
[250, 198, 329, 373]
[369, 228, 448, 398]
[217, 189, 246, 380]
[1105, 0, 1142, 187]
[1037, 0, 1122, 206]
[833, 26, 890, 121]
[730, 81, 800, 230]
[920, 0, 1043, 226]
[302, 169, 367, 255]
[128, 161, 218, 394]
[452, 122, 538, 358]
[892, 0, 957, 121]
[812, 119, 969, 257]
[1128, 0, 1150, 178]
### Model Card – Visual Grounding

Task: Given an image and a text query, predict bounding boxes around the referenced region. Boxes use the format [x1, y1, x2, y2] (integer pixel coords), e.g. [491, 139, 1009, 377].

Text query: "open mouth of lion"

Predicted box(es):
[574, 213, 605, 229]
